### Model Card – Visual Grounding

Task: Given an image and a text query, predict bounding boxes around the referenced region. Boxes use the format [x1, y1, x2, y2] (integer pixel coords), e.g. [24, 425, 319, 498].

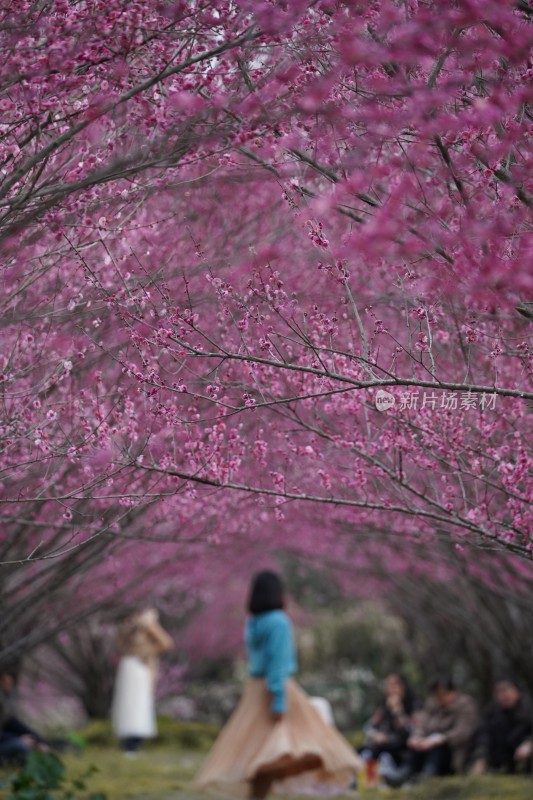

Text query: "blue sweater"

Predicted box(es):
[245, 610, 297, 713]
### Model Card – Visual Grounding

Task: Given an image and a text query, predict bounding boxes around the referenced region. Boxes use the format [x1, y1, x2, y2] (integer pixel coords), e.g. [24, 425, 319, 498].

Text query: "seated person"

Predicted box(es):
[360, 673, 416, 780]
[0, 667, 48, 765]
[473, 677, 532, 774]
[407, 676, 478, 779]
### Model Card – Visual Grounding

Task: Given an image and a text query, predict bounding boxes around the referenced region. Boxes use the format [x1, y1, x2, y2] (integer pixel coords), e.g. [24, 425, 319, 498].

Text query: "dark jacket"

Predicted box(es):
[477, 696, 532, 770]
[365, 702, 414, 752]
[0, 687, 16, 742]
[0, 687, 40, 745]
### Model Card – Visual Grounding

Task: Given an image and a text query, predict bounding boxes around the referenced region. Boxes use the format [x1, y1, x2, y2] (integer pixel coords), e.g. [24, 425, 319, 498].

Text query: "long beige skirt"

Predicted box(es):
[194, 679, 362, 797]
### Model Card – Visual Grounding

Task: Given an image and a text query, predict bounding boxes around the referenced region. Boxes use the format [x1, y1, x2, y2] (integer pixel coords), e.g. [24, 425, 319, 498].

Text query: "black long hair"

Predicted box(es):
[393, 673, 416, 715]
[247, 570, 285, 615]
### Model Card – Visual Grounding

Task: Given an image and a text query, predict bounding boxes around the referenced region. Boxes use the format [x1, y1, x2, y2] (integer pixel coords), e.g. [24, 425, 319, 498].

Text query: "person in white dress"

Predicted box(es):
[111, 608, 172, 754]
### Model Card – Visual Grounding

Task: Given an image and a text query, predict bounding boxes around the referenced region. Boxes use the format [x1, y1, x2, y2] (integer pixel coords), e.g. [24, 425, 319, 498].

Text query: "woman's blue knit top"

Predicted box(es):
[245, 609, 297, 713]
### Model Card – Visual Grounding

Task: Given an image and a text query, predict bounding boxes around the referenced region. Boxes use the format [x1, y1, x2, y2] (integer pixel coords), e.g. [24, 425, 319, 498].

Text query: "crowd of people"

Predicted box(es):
[1, 571, 532, 799]
[195, 572, 533, 797]
[359, 672, 532, 787]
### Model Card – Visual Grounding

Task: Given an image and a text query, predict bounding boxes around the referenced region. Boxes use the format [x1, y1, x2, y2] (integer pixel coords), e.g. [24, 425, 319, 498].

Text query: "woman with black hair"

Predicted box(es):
[360, 673, 417, 784]
[195, 570, 361, 798]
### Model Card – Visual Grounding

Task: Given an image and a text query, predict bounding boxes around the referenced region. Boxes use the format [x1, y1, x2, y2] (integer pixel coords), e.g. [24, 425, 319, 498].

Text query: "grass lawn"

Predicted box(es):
[62, 745, 204, 799]
[57, 746, 532, 800]
[1, 719, 531, 800]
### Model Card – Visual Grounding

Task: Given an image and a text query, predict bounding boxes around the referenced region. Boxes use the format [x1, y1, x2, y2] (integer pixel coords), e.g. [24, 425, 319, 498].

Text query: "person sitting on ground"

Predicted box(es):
[407, 676, 478, 780]
[472, 676, 532, 774]
[360, 673, 417, 781]
[0, 667, 48, 765]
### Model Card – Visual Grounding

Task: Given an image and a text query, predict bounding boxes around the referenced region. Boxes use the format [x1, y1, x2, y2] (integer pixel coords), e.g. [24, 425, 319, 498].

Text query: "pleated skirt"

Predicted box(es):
[194, 678, 362, 796]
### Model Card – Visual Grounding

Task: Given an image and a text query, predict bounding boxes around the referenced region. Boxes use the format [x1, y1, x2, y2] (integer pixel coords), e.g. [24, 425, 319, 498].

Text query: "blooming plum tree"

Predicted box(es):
[0, 0, 532, 667]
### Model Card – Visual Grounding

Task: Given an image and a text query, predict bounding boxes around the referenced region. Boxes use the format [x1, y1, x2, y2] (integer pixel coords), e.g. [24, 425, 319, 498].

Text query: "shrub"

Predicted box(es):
[0, 751, 106, 800]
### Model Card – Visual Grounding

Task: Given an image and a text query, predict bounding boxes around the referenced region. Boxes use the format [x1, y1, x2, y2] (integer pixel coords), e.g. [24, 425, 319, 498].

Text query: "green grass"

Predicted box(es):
[59, 747, 532, 800]
[78, 718, 219, 752]
[62, 746, 204, 800]
[1, 719, 532, 799]
[389, 775, 533, 800]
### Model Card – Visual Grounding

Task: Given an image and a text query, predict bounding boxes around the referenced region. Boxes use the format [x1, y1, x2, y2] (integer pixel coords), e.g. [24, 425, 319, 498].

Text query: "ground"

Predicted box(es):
[59, 746, 532, 800]
[1, 719, 532, 799]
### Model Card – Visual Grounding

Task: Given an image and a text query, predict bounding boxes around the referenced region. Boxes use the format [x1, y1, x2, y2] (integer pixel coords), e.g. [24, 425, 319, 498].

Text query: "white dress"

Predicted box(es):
[111, 655, 156, 738]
